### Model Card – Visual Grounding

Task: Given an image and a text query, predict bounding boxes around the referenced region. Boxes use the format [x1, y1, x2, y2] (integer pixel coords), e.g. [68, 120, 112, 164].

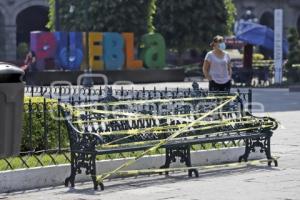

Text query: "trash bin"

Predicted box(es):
[0, 62, 24, 158]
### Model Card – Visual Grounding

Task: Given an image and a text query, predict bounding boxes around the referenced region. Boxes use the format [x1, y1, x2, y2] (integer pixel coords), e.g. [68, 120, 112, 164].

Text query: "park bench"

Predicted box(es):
[60, 83, 278, 190]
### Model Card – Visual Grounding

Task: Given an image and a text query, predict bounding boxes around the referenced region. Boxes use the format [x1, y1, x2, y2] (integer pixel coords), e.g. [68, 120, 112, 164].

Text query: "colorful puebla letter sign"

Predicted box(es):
[30, 31, 166, 71]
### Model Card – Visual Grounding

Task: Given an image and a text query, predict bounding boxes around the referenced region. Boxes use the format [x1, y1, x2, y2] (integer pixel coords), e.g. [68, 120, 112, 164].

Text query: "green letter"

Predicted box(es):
[140, 33, 166, 69]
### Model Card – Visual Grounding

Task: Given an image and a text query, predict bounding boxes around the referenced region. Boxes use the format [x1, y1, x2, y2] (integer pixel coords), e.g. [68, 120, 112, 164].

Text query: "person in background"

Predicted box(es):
[202, 35, 232, 91]
[21, 50, 36, 72]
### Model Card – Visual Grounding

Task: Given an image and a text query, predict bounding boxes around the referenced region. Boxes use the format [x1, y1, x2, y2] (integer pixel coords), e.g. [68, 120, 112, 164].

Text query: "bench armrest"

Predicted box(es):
[83, 132, 103, 141]
[77, 133, 103, 151]
[245, 111, 278, 130]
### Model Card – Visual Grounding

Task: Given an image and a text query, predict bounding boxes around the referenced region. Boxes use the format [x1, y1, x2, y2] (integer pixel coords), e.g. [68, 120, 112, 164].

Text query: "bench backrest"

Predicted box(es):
[61, 89, 250, 148]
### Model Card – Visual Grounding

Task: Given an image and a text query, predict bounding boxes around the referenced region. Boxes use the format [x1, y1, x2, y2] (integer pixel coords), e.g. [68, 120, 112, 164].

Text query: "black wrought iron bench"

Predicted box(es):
[60, 85, 278, 190]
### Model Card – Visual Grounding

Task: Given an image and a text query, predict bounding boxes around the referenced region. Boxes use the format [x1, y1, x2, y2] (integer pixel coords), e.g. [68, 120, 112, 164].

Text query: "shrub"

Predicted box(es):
[21, 97, 69, 152]
[286, 28, 300, 83]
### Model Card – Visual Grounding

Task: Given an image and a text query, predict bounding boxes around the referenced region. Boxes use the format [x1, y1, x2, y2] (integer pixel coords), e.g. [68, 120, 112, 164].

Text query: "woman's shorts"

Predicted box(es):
[209, 80, 231, 92]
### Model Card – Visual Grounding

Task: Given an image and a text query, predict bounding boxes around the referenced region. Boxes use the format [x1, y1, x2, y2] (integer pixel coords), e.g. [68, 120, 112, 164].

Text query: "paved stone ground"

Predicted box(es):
[1, 82, 300, 200]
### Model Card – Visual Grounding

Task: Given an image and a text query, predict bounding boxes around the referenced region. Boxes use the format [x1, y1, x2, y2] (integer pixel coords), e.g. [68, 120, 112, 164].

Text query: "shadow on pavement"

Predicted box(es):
[61, 164, 280, 196]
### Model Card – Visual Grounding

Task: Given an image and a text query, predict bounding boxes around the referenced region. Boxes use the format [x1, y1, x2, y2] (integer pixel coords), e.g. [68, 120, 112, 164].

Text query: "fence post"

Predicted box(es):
[43, 98, 48, 150]
[31, 85, 34, 97]
[57, 96, 61, 153]
[237, 89, 244, 114]
[28, 98, 33, 151]
[248, 89, 252, 114]
[88, 87, 91, 102]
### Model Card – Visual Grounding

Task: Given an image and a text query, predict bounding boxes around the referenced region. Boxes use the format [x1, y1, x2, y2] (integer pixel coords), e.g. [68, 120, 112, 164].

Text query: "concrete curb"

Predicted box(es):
[0, 147, 264, 193]
[289, 85, 300, 92]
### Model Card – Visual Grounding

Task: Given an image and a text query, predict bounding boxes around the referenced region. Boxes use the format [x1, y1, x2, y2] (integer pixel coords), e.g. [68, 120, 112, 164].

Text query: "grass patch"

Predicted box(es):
[0, 153, 70, 171]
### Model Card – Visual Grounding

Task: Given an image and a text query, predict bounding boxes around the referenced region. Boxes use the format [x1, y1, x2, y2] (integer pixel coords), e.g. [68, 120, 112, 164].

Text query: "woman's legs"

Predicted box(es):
[222, 80, 231, 92]
[209, 80, 216, 91]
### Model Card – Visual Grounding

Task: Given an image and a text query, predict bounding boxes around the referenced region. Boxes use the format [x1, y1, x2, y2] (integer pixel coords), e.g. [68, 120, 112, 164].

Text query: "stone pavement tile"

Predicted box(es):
[1, 158, 299, 200]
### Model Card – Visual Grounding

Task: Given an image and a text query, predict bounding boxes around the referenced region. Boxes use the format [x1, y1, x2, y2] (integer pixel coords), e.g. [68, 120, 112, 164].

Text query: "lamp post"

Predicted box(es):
[238, 8, 258, 86]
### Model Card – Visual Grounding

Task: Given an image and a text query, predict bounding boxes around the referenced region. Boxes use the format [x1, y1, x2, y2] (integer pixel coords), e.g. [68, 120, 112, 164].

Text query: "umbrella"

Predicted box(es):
[236, 22, 288, 54]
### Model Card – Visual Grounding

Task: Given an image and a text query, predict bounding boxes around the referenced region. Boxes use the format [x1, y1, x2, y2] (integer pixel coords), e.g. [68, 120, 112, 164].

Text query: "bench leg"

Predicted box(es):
[160, 146, 199, 177]
[264, 137, 278, 167]
[185, 147, 199, 178]
[90, 154, 104, 190]
[239, 136, 278, 167]
[65, 152, 105, 190]
[90, 154, 98, 190]
[239, 139, 251, 162]
[159, 148, 171, 175]
[65, 152, 76, 188]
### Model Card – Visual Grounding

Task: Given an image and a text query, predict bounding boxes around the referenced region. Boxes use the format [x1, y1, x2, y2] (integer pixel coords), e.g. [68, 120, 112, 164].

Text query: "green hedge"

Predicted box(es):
[21, 97, 69, 152]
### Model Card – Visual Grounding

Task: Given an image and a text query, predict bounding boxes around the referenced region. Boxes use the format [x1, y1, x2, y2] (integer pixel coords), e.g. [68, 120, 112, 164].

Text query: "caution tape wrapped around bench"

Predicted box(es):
[59, 83, 278, 190]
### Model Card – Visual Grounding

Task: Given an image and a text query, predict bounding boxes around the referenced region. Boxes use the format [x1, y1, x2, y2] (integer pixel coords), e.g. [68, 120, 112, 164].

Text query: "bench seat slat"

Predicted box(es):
[77, 131, 268, 154]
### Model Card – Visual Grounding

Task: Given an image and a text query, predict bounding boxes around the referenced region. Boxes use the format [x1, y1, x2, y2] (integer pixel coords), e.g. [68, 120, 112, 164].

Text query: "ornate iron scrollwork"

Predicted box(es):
[65, 133, 102, 189]
[239, 134, 278, 167]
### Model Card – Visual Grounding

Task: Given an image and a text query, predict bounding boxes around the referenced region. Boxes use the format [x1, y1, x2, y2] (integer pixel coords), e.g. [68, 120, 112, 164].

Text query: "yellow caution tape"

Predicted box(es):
[72, 110, 240, 124]
[93, 118, 256, 137]
[74, 95, 237, 107]
[100, 123, 274, 149]
[96, 95, 238, 183]
[58, 94, 278, 187]
[96, 157, 279, 178]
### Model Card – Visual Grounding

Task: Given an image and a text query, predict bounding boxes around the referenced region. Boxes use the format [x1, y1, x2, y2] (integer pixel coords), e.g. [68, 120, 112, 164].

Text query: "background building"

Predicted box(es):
[234, 0, 300, 32]
[1, 0, 300, 61]
[0, 0, 49, 61]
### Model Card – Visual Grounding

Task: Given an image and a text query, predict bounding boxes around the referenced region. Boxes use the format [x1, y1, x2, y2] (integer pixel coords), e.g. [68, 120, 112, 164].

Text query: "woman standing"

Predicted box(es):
[202, 36, 232, 91]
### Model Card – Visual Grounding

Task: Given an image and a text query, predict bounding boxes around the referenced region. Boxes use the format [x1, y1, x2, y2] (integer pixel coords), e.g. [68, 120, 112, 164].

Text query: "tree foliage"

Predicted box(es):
[47, 0, 152, 40]
[47, 0, 236, 50]
[47, 0, 55, 31]
[147, 0, 157, 33]
[153, 0, 236, 51]
[286, 28, 300, 82]
[286, 28, 300, 67]
[224, 0, 236, 35]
